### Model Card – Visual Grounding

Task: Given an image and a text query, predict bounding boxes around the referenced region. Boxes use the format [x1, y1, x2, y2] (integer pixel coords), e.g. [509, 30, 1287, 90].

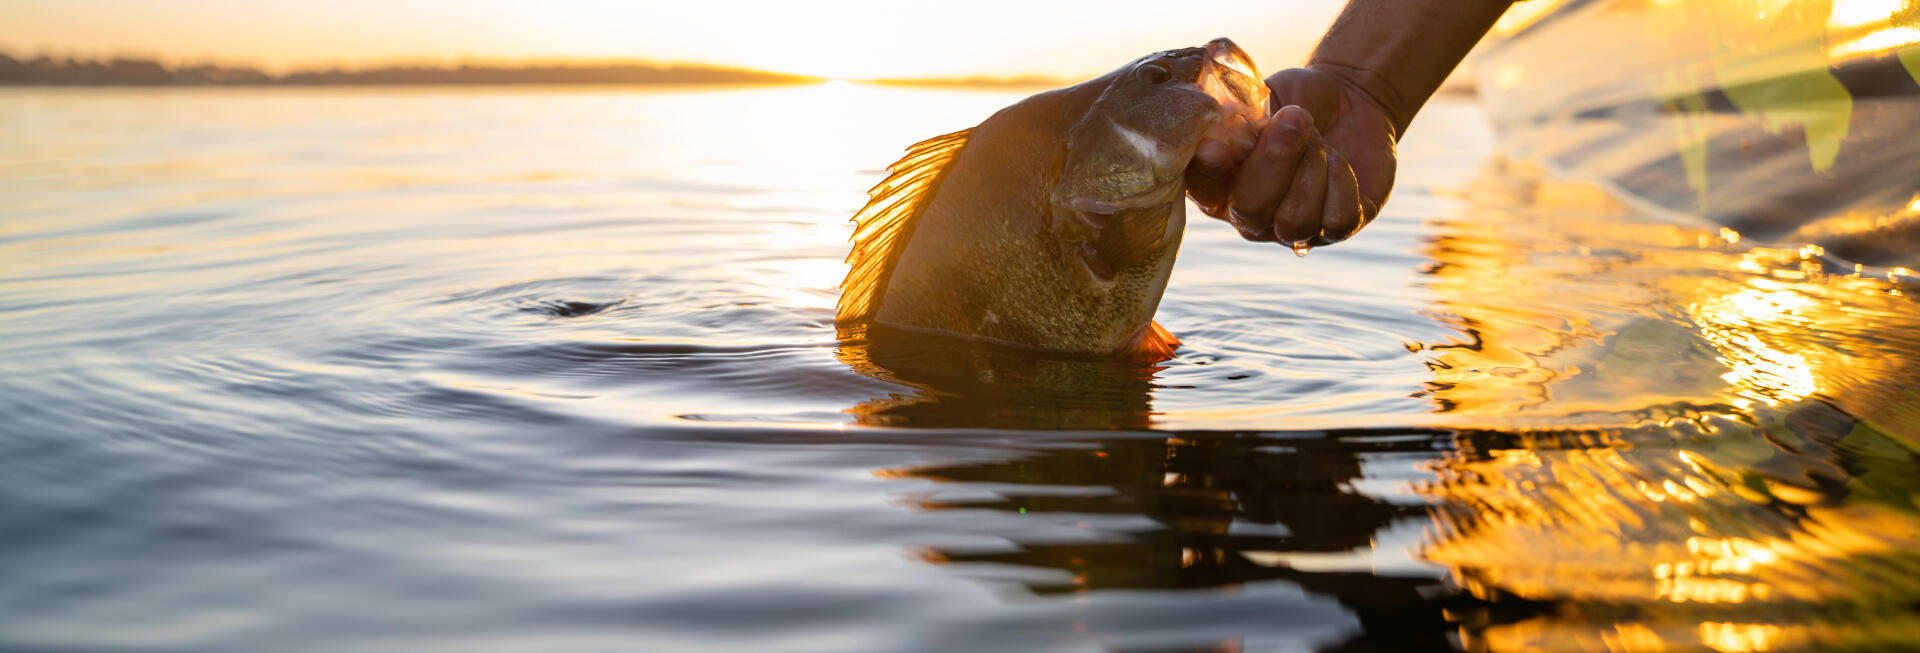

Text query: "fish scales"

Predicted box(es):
[838, 38, 1269, 360]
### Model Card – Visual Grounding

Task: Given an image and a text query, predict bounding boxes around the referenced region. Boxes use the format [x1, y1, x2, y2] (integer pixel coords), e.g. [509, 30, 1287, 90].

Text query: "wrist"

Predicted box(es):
[1303, 0, 1515, 140]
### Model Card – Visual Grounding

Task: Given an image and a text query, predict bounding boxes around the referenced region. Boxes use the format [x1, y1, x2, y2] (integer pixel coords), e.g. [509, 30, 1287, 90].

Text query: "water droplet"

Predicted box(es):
[1290, 240, 1311, 257]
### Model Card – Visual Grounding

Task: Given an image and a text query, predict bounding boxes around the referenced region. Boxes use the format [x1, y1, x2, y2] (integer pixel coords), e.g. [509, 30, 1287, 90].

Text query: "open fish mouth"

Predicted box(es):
[1200, 38, 1269, 121]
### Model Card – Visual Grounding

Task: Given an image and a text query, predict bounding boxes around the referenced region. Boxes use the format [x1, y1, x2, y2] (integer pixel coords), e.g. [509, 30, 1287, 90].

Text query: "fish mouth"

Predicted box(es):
[1200, 38, 1270, 120]
[1204, 39, 1258, 86]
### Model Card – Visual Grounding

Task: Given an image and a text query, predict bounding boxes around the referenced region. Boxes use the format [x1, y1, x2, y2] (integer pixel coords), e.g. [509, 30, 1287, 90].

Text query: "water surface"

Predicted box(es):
[3, 85, 1918, 652]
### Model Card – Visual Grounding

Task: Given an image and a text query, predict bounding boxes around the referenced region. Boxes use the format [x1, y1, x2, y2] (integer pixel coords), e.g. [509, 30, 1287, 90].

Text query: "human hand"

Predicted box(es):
[1186, 67, 1398, 249]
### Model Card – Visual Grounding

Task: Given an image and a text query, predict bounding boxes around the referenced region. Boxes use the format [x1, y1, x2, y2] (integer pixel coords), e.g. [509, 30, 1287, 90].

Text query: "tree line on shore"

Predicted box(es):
[0, 53, 820, 86]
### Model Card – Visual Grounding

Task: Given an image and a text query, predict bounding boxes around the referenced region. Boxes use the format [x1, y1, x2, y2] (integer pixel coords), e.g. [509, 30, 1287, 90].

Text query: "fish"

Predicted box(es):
[836, 38, 1270, 360]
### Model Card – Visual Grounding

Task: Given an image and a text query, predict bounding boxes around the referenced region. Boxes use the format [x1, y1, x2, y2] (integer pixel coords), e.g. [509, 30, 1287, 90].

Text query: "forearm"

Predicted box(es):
[1306, 0, 1514, 137]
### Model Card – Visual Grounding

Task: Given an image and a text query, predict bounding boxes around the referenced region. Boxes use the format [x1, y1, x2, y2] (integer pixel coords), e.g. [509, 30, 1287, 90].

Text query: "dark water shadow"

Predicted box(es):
[834, 325, 1164, 431]
[876, 426, 1554, 652]
[828, 327, 1545, 650]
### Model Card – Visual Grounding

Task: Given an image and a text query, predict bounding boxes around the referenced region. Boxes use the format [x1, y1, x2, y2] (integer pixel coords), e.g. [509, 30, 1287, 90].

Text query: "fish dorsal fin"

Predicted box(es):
[836, 127, 972, 325]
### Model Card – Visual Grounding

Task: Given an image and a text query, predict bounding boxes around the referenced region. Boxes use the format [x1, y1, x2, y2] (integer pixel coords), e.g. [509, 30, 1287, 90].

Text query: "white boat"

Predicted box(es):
[1475, 0, 1920, 267]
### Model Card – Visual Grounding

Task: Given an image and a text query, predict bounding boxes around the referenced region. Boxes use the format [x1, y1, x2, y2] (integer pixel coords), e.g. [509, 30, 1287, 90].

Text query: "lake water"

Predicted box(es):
[4, 84, 1919, 652]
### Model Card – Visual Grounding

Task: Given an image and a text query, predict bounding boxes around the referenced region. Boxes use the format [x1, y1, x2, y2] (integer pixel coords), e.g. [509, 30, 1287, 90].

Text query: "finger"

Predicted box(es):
[1226, 106, 1313, 239]
[1272, 135, 1329, 244]
[1314, 149, 1364, 245]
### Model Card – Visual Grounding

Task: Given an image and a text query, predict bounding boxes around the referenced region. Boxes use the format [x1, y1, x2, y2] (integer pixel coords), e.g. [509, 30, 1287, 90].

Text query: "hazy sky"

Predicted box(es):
[0, 0, 1346, 79]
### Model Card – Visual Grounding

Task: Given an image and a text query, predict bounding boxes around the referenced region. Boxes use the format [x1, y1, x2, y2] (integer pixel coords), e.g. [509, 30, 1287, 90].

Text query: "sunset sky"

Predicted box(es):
[0, 0, 1345, 80]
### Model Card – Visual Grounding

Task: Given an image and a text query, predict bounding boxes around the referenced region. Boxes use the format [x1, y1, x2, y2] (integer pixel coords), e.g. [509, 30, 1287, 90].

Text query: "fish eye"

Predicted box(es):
[1135, 63, 1172, 85]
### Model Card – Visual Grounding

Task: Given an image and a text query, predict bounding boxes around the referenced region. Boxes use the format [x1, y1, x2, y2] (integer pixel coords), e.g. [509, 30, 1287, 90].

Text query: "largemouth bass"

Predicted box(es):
[836, 38, 1269, 360]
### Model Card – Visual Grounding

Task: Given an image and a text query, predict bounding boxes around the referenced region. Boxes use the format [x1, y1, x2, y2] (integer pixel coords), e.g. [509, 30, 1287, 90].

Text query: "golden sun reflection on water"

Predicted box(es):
[1688, 285, 1821, 407]
[1416, 159, 1920, 434]
[1409, 159, 1920, 651]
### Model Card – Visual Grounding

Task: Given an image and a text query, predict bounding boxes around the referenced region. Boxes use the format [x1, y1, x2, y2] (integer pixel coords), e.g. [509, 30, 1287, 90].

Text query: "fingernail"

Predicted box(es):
[1274, 105, 1312, 129]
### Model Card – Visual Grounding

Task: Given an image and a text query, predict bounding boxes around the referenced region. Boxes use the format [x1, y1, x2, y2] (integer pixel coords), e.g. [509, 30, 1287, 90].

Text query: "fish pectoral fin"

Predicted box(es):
[1123, 320, 1181, 361]
[1095, 204, 1172, 271]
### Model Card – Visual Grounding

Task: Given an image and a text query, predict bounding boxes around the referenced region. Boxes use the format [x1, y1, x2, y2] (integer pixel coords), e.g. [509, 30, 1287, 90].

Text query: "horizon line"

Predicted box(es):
[0, 51, 1073, 87]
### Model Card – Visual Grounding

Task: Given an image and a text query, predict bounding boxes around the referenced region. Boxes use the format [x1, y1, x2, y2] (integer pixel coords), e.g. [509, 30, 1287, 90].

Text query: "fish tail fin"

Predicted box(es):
[836, 128, 972, 327]
[1125, 320, 1181, 361]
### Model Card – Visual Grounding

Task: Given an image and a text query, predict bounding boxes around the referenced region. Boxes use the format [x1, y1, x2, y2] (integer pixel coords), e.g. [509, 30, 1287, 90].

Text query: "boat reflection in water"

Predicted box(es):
[1417, 161, 1920, 651]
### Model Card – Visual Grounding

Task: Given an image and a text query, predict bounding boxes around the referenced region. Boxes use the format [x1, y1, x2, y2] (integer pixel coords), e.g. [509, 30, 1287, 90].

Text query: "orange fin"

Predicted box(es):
[836, 128, 972, 326]
[1125, 320, 1181, 361]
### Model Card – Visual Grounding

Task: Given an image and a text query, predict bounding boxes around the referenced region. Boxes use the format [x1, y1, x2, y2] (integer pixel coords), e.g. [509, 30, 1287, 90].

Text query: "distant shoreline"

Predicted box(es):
[0, 53, 1068, 88]
[0, 53, 819, 86]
